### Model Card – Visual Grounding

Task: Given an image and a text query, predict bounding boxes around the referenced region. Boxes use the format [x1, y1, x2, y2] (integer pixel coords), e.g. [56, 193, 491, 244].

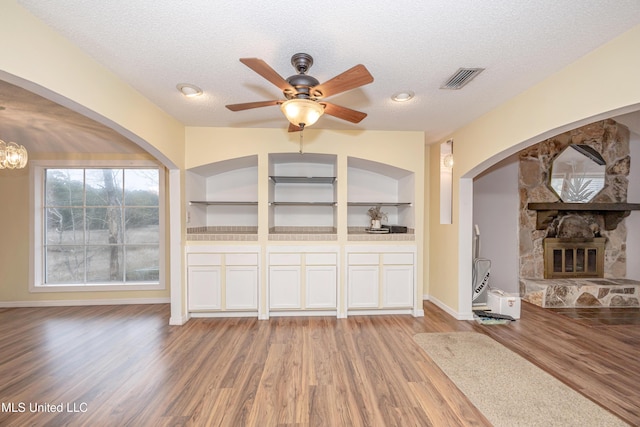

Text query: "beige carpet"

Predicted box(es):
[413, 332, 628, 427]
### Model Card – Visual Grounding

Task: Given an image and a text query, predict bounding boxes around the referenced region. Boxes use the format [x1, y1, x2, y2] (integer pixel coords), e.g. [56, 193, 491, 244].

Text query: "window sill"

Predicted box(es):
[30, 282, 165, 293]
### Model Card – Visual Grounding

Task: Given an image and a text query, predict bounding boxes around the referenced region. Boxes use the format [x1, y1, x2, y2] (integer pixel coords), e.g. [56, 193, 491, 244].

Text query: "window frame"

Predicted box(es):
[30, 160, 166, 292]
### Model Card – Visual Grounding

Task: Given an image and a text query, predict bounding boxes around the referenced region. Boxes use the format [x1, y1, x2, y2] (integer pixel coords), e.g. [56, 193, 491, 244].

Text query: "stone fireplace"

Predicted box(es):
[518, 119, 640, 308]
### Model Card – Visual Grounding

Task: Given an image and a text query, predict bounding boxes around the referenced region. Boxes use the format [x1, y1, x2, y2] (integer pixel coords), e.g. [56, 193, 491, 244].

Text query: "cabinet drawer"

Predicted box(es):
[226, 253, 258, 266]
[383, 253, 413, 265]
[306, 253, 337, 265]
[188, 253, 222, 266]
[348, 253, 379, 265]
[270, 253, 301, 265]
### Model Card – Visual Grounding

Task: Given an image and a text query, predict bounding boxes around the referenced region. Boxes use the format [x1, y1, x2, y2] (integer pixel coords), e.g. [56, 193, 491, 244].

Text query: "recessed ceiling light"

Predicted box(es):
[177, 83, 203, 98]
[391, 91, 415, 102]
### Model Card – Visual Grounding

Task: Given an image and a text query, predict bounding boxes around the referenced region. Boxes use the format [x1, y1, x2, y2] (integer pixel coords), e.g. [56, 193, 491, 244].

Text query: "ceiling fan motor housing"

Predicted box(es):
[286, 53, 320, 99]
[291, 53, 313, 73]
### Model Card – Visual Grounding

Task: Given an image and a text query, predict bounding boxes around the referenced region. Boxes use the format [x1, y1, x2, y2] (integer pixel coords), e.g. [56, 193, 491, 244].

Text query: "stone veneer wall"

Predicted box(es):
[519, 119, 630, 279]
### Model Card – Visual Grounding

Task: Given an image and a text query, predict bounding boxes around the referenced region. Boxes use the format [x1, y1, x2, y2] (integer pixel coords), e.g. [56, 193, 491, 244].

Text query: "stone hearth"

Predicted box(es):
[521, 278, 640, 308]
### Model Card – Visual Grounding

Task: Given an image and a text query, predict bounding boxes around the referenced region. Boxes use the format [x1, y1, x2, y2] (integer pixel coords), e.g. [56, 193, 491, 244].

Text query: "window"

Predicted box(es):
[32, 162, 164, 290]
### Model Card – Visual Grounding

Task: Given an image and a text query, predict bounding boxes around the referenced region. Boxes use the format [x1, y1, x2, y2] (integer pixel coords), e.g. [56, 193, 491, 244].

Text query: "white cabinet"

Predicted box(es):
[269, 265, 301, 309]
[188, 265, 222, 310]
[225, 266, 258, 310]
[268, 246, 338, 315]
[383, 265, 413, 307]
[347, 246, 415, 314]
[186, 246, 259, 316]
[306, 265, 337, 309]
[382, 252, 414, 307]
[347, 265, 379, 308]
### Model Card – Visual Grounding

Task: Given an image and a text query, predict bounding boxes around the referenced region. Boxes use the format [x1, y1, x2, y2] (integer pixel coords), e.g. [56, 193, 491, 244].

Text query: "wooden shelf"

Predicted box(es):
[527, 202, 640, 230]
[269, 176, 336, 184]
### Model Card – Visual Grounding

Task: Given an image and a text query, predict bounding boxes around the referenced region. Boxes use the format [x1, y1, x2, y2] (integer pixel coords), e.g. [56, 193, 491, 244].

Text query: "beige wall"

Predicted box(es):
[429, 24, 640, 313]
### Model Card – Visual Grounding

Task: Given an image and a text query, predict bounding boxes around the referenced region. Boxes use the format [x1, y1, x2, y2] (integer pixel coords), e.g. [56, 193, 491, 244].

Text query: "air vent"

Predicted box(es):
[440, 68, 485, 90]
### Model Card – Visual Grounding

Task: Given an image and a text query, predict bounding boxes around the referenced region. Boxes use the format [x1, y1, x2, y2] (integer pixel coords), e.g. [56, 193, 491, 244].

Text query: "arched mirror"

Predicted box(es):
[549, 144, 605, 203]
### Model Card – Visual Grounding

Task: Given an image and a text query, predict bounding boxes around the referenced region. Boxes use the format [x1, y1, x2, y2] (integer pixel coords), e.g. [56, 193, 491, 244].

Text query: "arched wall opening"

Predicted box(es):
[458, 104, 640, 317]
[0, 72, 186, 324]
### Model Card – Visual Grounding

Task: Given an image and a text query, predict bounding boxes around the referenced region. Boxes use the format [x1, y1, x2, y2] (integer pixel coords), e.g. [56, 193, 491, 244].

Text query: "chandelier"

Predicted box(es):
[0, 139, 28, 169]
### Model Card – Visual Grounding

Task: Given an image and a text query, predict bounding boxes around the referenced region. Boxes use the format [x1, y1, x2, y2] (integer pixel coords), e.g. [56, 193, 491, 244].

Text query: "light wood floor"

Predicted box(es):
[0, 301, 638, 426]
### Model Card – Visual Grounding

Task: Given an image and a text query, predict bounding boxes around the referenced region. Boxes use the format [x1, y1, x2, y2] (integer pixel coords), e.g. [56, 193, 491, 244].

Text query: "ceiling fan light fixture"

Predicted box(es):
[177, 83, 203, 98]
[280, 99, 325, 127]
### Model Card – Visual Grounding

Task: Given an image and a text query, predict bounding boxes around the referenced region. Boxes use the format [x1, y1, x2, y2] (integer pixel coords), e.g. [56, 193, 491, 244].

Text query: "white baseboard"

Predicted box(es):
[269, 310, 338, 317]
[190, 311, 259, 318]
[426, 295, 474, 320]
[0, 297, 170, 308]
[347, 309, 413, 316]
[169, 314, 189, 325]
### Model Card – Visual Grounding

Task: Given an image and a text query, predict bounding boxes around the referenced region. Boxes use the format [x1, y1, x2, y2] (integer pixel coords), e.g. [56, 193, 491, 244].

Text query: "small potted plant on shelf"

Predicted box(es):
[367, 205, 387, 229]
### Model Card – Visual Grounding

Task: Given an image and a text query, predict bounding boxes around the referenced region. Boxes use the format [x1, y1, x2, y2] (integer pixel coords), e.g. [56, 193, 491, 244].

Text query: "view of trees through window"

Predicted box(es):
[44, 168, 160, 285]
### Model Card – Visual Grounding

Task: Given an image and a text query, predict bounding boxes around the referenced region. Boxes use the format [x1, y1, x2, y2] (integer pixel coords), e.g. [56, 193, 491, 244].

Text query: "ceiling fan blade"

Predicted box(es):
[225, 100, 281, 111]
[239, 58, 295, 93]
[288, 123, 303, 133]
[311, 64, 374, 99]
[321, 102, 367, 123]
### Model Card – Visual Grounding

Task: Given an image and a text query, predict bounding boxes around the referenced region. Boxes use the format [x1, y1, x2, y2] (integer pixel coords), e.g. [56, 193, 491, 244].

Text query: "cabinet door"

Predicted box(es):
[188, 266, 222, 310]
[348, 265, 379, 308]
[269, 266, 301, 309]
[383, 265, 414, 307]
[306, 265, 337, 309]
[226, 266, 258, 310]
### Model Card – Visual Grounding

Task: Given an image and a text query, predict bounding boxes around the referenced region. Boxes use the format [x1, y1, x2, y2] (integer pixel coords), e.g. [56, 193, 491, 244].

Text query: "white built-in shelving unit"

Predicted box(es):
[347, 157, 415, 231]
[186, 155, 259, 228]
[268, 153, 337, 231]
[185, 152, 421, 319]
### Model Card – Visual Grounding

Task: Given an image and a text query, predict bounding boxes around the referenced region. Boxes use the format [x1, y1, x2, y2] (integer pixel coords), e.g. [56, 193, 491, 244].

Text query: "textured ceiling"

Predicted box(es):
[4, 1, 640, 154]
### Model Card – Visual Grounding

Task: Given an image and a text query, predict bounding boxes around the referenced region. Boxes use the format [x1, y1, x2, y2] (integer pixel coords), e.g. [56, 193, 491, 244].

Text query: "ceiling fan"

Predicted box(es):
[225, 53, 374, 132]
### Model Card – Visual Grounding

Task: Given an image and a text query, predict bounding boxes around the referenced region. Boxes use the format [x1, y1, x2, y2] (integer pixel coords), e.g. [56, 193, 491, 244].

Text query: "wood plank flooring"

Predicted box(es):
[0, 301, 638, 426]
[547, 307, 640, 326]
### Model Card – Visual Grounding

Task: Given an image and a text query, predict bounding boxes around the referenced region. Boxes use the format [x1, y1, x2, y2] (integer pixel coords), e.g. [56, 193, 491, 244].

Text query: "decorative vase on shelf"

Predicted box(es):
[367, 205, 387, 230]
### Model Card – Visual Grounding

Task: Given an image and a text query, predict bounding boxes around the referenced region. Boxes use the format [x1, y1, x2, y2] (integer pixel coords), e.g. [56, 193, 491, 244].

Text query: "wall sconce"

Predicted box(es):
[442, 153, 454, 169]
[440, 139, 453, 224]
[0, 139, 28, 169]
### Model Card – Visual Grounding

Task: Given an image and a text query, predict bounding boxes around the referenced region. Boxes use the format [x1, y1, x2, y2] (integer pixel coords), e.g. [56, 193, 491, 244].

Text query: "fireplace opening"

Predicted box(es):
[544, 237, 605, 278]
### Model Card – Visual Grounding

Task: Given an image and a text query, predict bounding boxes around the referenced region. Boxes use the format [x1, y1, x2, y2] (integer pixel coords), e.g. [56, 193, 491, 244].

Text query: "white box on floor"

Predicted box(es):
[487, 289, 521, 319]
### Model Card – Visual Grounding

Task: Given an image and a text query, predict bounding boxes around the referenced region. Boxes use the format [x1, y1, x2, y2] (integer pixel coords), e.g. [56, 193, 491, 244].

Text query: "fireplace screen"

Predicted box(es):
[544, 238, 605, 278]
